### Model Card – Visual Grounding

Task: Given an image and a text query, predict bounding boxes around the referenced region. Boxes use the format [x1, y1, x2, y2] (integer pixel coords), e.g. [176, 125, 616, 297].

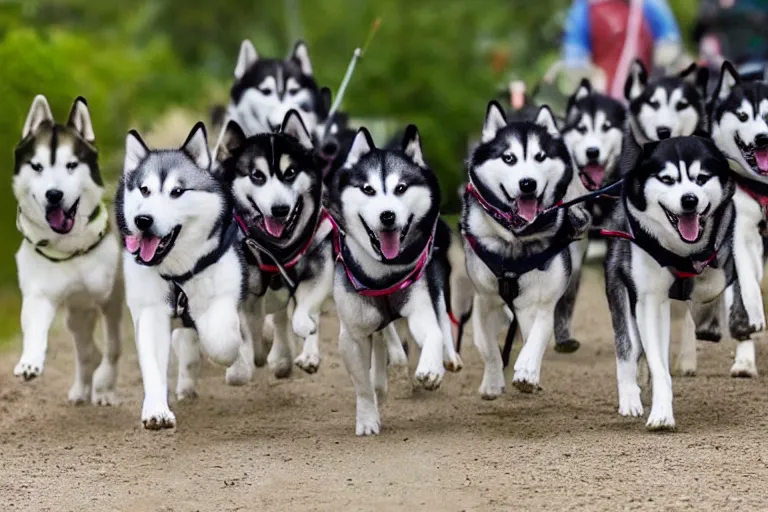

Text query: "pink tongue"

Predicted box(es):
[584, 164, 605, 188]
[755, 149, 768, 173]
[516, 198, 539, 223]
[125, 235, 140, 253]
[677, 215, 701, 242]
[139, 236, 161, 262]
[378, 230, 401, 260]
[46, 208, 66, 231]
[264, 217, 286, 238]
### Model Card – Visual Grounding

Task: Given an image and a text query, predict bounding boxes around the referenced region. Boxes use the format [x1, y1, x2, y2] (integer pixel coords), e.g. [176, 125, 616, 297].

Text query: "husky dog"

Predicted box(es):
[330, 125, 462, 436]
[117, 122, 246, 429]
[462, 101, 590, 399]
[700, 61, 768, 377]
[226, 39, 323, 137]
[604, 136, 736, 430]
[624, 60, 708, 147]
[214, 110, 335, 380]
[12, 95, 122, 405]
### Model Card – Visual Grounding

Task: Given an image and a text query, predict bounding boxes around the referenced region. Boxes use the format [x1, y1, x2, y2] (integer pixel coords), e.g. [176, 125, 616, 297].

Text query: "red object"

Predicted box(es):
[589, 0, 654, 94]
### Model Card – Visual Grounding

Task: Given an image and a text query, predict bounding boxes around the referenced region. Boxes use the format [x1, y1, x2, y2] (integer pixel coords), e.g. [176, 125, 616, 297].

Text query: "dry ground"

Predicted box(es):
[1, 264, 768, 511]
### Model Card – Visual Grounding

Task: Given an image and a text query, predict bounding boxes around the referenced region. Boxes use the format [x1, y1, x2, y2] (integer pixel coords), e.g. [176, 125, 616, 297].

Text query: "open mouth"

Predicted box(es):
[46, 198, 79, 234]
[500, 185, 543, 229]
[662, 204, 708, 243]
[735, 133, 768, 175]
[360, 214, 414, 261]
[579, 163, 606, 191]
[124, 225, 181, 265]
[248, 196, 304, 240]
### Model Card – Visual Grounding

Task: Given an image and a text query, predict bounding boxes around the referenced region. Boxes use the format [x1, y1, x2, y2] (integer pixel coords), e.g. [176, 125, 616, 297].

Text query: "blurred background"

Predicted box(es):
[0, 0, 700, 340]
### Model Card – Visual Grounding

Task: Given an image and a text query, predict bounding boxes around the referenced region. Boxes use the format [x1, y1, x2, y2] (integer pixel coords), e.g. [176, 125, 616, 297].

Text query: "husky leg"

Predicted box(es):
[243, 296, 267, 368]
[293, 249, 333, 373]
[93, 278, 123, 406]
[294, 313, 321, 374]
[553, 266, 582, 353]
[196, 297, 242, 366]
[472, 294, 507, 399]
[14, 296, 57, 380]
[676, 305, 698, 377]
[436, 294, 463, 372]
[173, 327, 201, 399]
[383, 323, 408, 367]
[637, 295, 675, 431]
[226, 308, 256, 386]
[339, 326, 379, 436]
[607, 276, 643, 417]
[65, 307, 100, 404]
[371, 333, 389, 404]
[268, 308, 294, 378]
[408, 292, 446, 391]
[135, 307, 175, 429]
[512, 301, 556, 393]
[728, 285, 759, 378]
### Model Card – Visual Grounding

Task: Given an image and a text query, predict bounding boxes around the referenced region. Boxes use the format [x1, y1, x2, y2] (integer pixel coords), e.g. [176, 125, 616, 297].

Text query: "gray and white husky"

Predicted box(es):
[116, 122, 246, 429]
[604, 136, 736, 430]
[462, 101, 590, 399]
[226, 39, 323, 138]
[329, 125, 462, 436]
[13, 95, 122, 405]
[214, 110, 335, 382]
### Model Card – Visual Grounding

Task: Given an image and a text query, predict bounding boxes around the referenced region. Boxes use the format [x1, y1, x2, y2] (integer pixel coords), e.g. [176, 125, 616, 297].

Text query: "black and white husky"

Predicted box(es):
[462, 101, 590, 399]
[214, 110, 335, 380]
[13, 95, 122, 405]
[704, 62, 768, 377]
[116, 122, 246, 429]
[604, 136, 736, 430]
[226, 39, 323, 137]
[329, 125, 462, 436]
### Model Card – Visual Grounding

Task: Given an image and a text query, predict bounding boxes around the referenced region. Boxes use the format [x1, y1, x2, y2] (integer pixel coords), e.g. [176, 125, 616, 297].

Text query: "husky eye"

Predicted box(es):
[602, 122, 612, 132]
[534, 151, 547, 162]
[252, 169, 267, 185]
[695, 174, 712, 186]
[282, 167, 297, 182]
[577, 124, 588, 135]
[361, 184, 376, 196]
[394, 183, 408, 195]
[259, 87, 273, 96]
[287, 87, 300, 95]
[676, 101, 690, 111]
[139, 185, 150, 197]
[737, 111, 749, 122]
[65, 161, 79, 170]
[169, 187, 184, 198]
[501, 153, 517, 165]
[648, 100, 661, 110]
[657, 175, 675, 186]
[29, 162, 43, 172]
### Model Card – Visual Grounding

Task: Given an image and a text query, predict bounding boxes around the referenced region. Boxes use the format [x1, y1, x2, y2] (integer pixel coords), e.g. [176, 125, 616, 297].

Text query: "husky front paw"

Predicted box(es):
[414, 363, 444, 391]
[68, 382, 91, 405]
[14, 357, 44, 381]
[618, 384, 644, 417]
[292, 313, 316, 339]
[355, 401, 381, 436]
[294, 350, 320, 374]
[512, 367, 540, 393]
[646, 403, 676, 431]
[268, 353, 293, 379]
[444, 352, 463, 373]
[92, 362, 118, 406]
[730, 358, 758, 378]
[141, 401, 176, 430]
[225, 356, 254, 387]
[479, 372, 505, 400]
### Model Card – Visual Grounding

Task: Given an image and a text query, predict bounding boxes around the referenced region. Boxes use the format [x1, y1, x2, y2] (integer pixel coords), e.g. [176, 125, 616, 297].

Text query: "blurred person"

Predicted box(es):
[561, 0, 684, 99]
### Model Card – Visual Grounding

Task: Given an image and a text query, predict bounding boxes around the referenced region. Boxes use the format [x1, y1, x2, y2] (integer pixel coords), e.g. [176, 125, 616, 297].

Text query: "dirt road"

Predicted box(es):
[1, 264, 768, 511]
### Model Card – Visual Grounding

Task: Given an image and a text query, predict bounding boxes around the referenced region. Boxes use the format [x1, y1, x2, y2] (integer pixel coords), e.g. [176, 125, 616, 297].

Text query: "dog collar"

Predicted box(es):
[329, 214, 436, 298]
[16, 202, 109, 263]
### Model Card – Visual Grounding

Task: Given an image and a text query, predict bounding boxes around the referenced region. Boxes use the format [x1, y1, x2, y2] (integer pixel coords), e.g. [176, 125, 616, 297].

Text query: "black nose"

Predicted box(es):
[657, 127, 672, 140]
[586, 147, 600, 161]
[45, 189, 63, 205]
[380, 211, 396, 227]
[134, 215, 154, 231]
[681, 193, 699, 212]
[271, 204, 291, 219]
[519, 178, 537, 195]
[756, 133, 768, 148]
[321, 140, 339, 157]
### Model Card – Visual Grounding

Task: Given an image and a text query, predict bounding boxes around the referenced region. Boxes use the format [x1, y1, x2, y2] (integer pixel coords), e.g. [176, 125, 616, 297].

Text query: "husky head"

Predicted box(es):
[469, 101, 573, 234]
[329, 125, 440, 263]
[625, 136, 734, 250]
[563, 79, 626, 190]
[625, 60, 708, 143]
[228, 39, 321, 137]
[710, 61, 768, 182]
[215, 110, 322, 245]
[117, 122, 231, 272]
[315, 87, 357, 181]
[13, 95, 103, 235]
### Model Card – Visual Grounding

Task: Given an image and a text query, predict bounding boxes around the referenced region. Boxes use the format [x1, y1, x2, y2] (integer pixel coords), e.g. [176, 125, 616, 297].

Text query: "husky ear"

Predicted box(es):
[401, 124, 426, 168]
[22, 94, 53, 138]
[291, 40, 313, 76]
[715, 61, 740, 101]
[181, 122, 211, 170]
[66, 96, 95, 142]
[482, 101, 507, 143]
[535, 105, 560, 137]
[234, 39, 258, 80]
[344, 127, 375, 168]
[124, 130, 149, 174]
[319, 87, 332, 119]
[624, 59, 648, 101]
[680, 63, 709, 96]
[281, 109, 314, 150]
[214, 119, 246, 164]
[574, 78, 592, 101]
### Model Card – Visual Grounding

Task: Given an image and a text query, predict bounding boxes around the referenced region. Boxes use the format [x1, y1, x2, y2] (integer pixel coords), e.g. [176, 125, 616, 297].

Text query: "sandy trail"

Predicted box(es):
[1, 264, 767, 511]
